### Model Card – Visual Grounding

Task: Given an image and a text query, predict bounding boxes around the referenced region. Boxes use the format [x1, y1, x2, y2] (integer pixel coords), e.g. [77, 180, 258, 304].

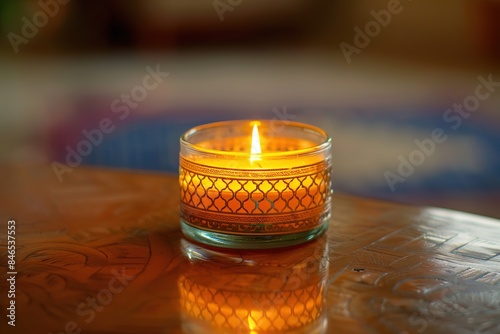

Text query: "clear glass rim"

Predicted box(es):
[180, 120, 331, 159]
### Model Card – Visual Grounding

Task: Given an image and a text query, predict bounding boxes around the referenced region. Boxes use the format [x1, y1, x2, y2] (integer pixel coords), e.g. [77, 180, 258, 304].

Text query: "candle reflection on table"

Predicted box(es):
[178, 237, 329, 333]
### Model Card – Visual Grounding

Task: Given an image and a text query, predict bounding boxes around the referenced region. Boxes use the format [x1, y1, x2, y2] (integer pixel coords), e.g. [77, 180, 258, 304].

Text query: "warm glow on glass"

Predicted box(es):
[250, 122, 262, 163]
[179, 120, 332, 249]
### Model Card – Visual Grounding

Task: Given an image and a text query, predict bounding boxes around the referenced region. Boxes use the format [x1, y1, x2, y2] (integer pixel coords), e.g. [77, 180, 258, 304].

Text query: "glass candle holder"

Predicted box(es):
[179, 120, 332, 249]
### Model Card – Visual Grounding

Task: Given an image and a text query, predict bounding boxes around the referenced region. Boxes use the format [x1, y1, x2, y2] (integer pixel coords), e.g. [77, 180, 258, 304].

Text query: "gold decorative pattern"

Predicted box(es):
[180, 204, 330, 234]
[179, 160, 331, 235]
[180, 158, 331, 179]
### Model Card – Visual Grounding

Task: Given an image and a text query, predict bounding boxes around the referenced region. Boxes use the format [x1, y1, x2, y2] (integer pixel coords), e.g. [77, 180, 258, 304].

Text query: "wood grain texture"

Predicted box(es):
[0, 166, 499, 333]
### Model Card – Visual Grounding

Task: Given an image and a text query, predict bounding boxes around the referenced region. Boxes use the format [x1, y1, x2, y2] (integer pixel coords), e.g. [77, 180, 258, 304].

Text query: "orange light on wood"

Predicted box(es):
[178, 238, 328, 333]
[179, 120, 332, 249]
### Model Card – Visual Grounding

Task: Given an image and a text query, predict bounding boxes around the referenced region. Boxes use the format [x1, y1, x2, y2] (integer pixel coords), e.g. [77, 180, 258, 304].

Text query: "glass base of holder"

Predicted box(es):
[180, 220, 329, 249]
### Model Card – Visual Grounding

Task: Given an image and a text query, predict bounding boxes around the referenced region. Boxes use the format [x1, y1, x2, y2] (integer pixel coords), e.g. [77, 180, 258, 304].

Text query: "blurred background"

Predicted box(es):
[0, 0, 499, 217]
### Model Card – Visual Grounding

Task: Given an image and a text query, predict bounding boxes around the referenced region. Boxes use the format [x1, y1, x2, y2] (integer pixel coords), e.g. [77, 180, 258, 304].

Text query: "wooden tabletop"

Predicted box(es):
[1, 166, 500, 334]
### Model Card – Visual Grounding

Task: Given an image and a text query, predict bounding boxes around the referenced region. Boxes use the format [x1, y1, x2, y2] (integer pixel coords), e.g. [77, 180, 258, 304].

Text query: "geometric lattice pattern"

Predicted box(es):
[179, 158, 332, 234]
[180, 169, 329, 214]
[178, 276, 324, 333]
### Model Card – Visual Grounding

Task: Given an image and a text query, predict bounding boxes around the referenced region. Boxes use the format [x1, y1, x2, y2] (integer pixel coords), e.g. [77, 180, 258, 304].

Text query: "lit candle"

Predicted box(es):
[179, 120, 332, 249]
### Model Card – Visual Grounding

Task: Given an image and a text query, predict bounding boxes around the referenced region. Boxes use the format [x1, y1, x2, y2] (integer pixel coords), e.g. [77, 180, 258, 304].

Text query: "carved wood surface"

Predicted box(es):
[1, 166, 499, 333]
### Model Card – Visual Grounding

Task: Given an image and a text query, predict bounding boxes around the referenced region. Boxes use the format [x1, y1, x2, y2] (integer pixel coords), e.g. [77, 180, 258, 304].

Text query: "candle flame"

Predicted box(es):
[250, 123, 261, 162]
